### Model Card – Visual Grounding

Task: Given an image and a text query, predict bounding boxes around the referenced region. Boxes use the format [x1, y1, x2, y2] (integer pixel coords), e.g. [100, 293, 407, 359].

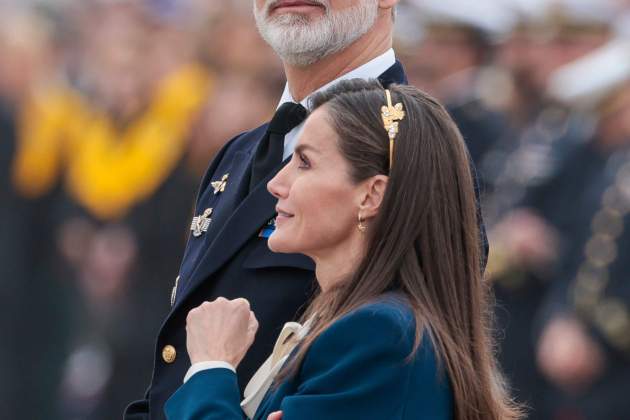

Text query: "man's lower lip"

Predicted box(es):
[271, 4, 323, 14]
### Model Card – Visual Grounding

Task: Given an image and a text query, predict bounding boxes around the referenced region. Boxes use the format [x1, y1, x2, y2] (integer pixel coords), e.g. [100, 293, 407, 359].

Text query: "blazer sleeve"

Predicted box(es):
[277, 305, 450, 420]
[164, 367, 245, 420]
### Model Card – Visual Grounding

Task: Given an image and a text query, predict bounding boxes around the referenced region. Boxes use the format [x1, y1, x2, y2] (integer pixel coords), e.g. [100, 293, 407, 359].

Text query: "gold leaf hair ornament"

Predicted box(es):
[381, 89, 405, 171]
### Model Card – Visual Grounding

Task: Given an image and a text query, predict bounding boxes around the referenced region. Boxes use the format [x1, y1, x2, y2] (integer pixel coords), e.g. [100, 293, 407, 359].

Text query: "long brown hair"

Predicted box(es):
[283, 79, 521, 420]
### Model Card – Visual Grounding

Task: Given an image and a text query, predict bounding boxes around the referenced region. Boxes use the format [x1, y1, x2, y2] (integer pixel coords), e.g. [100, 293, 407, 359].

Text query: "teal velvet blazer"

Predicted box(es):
[164, 295, 454, 420]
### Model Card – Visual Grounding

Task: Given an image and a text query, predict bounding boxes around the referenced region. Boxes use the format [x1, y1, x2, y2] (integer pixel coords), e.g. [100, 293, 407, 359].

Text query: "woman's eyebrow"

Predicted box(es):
[294, 144, 320, 155]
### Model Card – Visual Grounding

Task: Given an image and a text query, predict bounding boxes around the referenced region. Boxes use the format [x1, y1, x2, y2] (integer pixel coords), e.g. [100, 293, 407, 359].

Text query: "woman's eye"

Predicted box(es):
[297, 153, 310, 169]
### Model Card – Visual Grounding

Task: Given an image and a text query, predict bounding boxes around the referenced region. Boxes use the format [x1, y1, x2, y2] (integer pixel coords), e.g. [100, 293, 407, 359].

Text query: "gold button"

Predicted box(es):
[162, 345, 176, 364]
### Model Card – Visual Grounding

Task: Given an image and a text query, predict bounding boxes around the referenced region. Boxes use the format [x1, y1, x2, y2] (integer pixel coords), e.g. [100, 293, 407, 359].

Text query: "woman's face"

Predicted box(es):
[267, 107, 363, 258]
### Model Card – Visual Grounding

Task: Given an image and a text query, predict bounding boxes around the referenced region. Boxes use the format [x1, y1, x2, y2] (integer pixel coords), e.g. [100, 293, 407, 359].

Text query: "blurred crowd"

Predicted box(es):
[1, 0, 630, 419]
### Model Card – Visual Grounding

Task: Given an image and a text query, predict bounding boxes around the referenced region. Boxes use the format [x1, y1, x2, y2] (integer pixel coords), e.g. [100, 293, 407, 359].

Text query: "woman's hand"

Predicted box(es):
[186, 297, 259, 367]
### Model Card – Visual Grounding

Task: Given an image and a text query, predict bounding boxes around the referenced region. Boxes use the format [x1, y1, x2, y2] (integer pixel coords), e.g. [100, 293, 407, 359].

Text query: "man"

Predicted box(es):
[485, 0, 614, 222]
[482, 2, 618, 417]
[403, 0, 512, 182]
[0, 10, 75, 419]
[125, 1, 486, 418]
[534, 38, 630, 419]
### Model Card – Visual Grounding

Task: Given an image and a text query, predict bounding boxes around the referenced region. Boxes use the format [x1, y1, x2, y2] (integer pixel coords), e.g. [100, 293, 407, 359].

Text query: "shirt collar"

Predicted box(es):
[277, 48, 396, 109]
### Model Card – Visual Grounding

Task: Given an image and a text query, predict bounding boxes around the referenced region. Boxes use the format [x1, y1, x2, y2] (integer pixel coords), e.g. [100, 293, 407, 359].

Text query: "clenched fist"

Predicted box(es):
[186, 297, 259, 367]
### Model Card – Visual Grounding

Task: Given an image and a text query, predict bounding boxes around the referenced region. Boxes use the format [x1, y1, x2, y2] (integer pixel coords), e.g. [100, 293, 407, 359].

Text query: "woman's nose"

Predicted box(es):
[267, 165, 289, 199]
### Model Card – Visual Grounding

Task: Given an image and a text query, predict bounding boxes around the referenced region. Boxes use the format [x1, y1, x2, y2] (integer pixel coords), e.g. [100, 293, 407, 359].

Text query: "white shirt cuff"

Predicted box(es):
[183, 361, 236, 383]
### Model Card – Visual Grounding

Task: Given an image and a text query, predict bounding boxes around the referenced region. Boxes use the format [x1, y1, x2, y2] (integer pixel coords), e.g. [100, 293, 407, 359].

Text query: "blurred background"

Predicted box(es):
[1, 0, 630, 418]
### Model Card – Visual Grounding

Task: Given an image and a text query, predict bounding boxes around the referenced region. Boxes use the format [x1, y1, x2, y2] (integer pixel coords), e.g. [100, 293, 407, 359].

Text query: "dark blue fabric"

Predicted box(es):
[164, 298, 453, 420]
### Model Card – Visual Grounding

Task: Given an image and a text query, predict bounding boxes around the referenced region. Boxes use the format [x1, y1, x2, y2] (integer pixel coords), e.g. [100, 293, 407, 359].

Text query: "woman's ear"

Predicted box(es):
[359, 175, 388, 219]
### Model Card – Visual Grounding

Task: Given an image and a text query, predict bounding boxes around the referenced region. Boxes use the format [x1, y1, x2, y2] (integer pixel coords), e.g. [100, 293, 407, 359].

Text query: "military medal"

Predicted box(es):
[191, 208, 213, 237]
[258, 217, 276, 238]
[211, 173, 229, 195]
[170, 275, 180, 307]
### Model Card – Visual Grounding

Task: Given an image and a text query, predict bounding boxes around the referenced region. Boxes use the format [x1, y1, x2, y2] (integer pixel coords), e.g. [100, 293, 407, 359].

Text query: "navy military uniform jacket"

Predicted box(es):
[125, 62, 487, 419]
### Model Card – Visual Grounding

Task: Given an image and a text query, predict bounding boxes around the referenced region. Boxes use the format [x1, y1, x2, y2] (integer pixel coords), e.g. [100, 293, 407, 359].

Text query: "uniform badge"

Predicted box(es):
[170, 275, 180, 307]
[191, 208, 213, 237]
[259, 217, 276, 238]
[211, 173, 229, 195]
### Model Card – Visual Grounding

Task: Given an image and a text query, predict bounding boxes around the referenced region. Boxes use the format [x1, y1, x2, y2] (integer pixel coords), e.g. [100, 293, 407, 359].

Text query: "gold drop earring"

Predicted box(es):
[357, 213, 367, 233]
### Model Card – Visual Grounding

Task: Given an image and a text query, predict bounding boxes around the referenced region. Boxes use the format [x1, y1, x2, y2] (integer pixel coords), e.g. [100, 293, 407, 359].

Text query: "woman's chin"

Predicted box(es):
[268, 233, 298, 254]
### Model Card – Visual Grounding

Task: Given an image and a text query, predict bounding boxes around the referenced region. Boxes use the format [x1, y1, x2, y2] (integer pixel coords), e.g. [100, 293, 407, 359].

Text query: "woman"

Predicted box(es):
[165, 80, 521, 420]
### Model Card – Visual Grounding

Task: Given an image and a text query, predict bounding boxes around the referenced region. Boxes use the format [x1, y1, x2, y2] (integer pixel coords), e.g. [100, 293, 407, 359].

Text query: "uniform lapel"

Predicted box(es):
[201, 150, 252, 241]
[173, 157, 285, 311]
[172, 126, 265, 293]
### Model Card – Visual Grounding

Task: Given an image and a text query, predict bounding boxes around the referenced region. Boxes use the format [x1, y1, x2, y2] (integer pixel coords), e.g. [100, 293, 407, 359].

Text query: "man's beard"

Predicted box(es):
[254, 0, 379, 67]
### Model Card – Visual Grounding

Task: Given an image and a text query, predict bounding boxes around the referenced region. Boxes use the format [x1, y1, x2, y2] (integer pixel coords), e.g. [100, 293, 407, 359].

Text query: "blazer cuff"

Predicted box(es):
[184, 361, 236, 383]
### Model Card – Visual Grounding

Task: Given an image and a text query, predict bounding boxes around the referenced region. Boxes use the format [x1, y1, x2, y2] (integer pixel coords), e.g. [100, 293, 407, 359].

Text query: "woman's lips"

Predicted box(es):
[275, 208, 294, 225]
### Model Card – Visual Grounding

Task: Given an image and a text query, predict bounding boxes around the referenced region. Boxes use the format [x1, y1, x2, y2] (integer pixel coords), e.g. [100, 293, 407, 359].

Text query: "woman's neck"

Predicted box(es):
[312, 234, 366, 292]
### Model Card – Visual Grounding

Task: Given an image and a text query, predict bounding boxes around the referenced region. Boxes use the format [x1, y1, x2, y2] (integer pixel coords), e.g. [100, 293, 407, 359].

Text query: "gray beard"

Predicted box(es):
[254, 0, 379, 67]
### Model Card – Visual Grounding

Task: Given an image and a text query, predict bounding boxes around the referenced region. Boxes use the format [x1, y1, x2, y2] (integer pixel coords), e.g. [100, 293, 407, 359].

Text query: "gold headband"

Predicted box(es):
[381, 89, 405, 171]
